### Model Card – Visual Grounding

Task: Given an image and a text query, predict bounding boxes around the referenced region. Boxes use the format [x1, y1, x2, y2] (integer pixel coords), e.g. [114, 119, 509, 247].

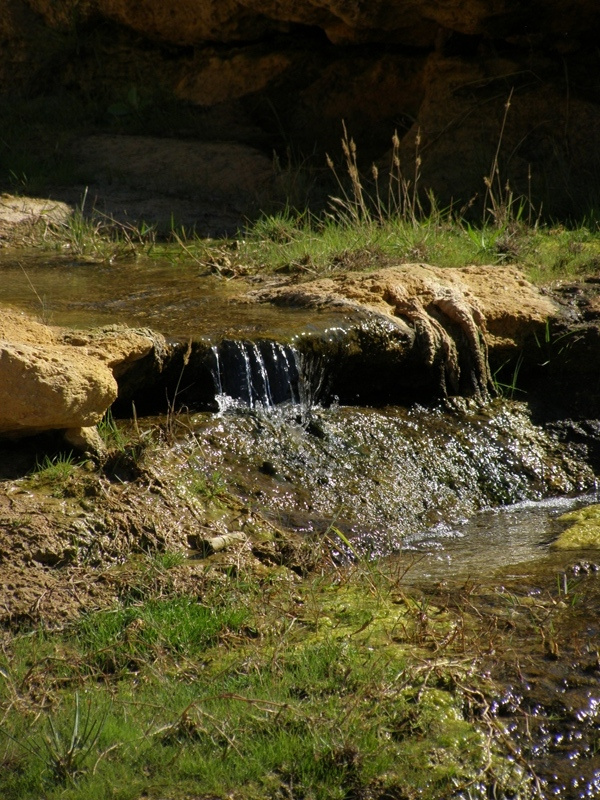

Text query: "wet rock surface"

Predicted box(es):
[0, 399, 595, 629]
[252, 264, 557, 402]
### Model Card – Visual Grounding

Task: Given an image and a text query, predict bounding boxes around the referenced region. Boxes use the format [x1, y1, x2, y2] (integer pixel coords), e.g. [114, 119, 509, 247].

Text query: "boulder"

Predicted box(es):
[0, 339, 117, 433]
[251, 264, 558, 400]
[253, 264, 556, 348]
[0, 195, 71, 242]
[0, 308, 165, 443]
[73, 136, 277, 210]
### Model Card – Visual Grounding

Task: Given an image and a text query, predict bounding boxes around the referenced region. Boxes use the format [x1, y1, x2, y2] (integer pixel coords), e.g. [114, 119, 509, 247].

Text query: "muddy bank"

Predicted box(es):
[0, 394, 597, 631]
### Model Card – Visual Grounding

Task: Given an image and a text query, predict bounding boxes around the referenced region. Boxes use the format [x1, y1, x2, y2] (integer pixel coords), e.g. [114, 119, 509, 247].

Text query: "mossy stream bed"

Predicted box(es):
[168, 400, 600, 799]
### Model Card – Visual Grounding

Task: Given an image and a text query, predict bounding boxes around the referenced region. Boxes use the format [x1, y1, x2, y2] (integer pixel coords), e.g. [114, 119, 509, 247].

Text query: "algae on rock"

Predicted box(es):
[553, 504, 600, 549]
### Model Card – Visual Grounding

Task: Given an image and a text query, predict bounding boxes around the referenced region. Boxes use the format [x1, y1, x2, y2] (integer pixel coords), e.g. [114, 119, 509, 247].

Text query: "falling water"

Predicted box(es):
[210, 339, 308, 410]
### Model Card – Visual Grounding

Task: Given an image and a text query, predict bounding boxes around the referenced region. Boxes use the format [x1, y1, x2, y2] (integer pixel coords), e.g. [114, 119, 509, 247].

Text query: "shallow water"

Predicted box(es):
[396, 493, 600, 583]
[0, 251, 343, 339]
[187, 401, 596, 566]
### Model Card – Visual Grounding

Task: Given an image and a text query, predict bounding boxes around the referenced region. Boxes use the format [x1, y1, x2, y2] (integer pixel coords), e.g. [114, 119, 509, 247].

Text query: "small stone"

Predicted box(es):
[189, 531, 248, 556]
[64, 426, 108, 458]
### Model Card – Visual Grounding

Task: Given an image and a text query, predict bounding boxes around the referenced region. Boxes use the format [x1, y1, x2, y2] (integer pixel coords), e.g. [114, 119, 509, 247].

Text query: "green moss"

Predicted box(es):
[553, 504, 600, 549]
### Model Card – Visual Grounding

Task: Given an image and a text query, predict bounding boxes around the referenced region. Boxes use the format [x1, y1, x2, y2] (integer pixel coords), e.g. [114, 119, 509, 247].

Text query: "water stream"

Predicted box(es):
[397, 494, 600, 583]
[2, 252, 600, 796]
[3, 252, 598, 573]
[0, 252, 340, 338]
[187, 400, 597, 564]
[211, 340, 303, 410]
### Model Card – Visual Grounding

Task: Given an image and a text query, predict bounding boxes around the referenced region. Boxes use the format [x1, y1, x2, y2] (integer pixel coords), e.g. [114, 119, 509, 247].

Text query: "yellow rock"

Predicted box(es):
[553, 505, 600, 549]
[0, 308, 163, 439]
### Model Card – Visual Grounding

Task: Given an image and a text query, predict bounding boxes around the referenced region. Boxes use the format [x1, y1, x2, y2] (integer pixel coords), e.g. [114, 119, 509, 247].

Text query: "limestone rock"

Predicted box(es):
[0, 308, 56, 346]
[253, 264, 556, 351]
[64, 426, 108, 457]
[189, 531, 248, 556]
[0, 338, 117, 433]
[0, 195, 71, 241]
[34, 0, 595, 49]
[7, 0, 600, 220]
[251, 264, 557, 399]
[86, 0, 284, 45]
[175, 48, 293, 106]
[396, 53, 600, 218]
[59, 326, 163, 377]
[0, 309, 165, 437]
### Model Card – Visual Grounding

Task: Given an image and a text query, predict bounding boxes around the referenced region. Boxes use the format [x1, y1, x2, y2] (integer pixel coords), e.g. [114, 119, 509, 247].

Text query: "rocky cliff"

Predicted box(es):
[2, 0, 599, 219]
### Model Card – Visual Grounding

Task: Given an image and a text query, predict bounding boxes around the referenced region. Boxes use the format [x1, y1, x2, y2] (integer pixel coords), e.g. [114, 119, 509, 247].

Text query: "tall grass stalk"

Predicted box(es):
[326, 124, 429, 228]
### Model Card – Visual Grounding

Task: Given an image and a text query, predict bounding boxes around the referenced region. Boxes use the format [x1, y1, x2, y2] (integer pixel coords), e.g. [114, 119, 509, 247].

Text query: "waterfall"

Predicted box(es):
[210, 340, 305, 410]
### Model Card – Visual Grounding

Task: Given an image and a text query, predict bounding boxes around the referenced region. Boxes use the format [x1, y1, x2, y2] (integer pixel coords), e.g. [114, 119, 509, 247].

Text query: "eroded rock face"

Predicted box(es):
[0, 309, 165, 442]
[3, 0, 598, 218]
[25, 0, 599, 49]
[255, 264, 556, 346]
[252, 264, 557, 400]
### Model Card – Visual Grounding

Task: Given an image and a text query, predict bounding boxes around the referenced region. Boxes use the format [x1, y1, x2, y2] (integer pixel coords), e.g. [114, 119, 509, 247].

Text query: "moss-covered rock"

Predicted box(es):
[552, 504, 600, 549]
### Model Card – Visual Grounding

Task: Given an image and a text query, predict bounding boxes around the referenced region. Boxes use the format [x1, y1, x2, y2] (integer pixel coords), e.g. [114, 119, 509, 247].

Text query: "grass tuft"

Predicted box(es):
[26, 452, 81, 497]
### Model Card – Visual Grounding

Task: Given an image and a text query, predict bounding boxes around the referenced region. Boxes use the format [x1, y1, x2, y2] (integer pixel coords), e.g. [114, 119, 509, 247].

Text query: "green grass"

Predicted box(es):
[244, 213, 600, 280]
[25, 451, 80, 496]
[97, 410, 154, 478]
[73, 595, 251, 674]
[139, 207, 600, 287]
[186, 470, 229, 502]
[2, 88, 600, 281]
[97, 409, 130, 450]
[23, 200, 600, 285]
[0, 566, 530, 800]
